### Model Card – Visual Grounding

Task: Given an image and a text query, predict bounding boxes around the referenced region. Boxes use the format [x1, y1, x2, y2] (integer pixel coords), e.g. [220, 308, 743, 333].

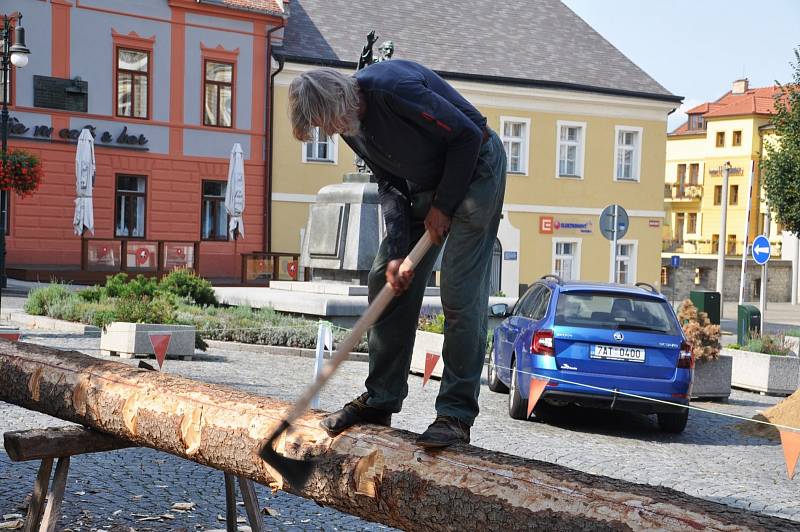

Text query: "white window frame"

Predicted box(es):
[686, 212, 701, 237]
[613, 125, 643, 182]
[499, 116, 530, 175]
[552, 237, 581, 281]
[609, 239, 638, 284]
[301, 127, 338, 164]
[555, 120, 586, 179]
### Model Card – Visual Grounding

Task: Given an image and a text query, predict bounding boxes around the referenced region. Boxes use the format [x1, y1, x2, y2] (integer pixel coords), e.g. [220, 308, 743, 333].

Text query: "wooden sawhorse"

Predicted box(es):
[3, 426, 264, 531]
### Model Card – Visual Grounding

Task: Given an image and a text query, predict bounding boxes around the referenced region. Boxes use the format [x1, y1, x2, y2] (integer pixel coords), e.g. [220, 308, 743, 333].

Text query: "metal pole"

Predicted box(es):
[794, 235, 799, 306]
[716, 163, 731, 298]
[761, 212, 770, 322]
[611, 205, 618, 283]
[0, 15, 10, 307]
[739, 160, 754, 304]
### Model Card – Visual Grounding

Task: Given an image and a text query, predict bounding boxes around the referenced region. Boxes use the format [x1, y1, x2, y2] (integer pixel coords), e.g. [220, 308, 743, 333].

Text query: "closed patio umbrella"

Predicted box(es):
[73, 128, 95, 236]
[225, 143, 245, 239]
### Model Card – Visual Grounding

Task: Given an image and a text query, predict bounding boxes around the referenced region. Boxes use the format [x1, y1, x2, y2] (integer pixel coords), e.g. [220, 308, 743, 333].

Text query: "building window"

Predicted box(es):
[204, 61, 234, 127]
[715, 131, 725, 147]
[732, 130, 742, 146]
[677, 164, 686, 185]
[688, 114, 705, 130]
[500, 117, 530, 174]
[711, 234, 720, 254]
[0, 190, 9, 235]
[674, 212, 685, 241]
[556, 121, 585, 178]
[302, 127, 337, 163]
[552, 239, 580, 281]
[726, 234, 737, 255]
[116, 48, 149, 119]
[615, 241, 637, 285]
[687, 212, 698, 234]
[115, 175, 146, 238]
[714, 185, 722, 205]
[614, 126, 642, 181]
[689, 163, 700, 184]
[729, 185, 739, 205]
[201, 181, 228, 241]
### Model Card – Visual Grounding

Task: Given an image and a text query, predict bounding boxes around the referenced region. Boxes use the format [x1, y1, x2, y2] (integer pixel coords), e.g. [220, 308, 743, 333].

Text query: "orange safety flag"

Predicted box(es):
[148, 333, 172, 370]
[779, 430, 800, 480]
[423, 352, 440, 387]
[527, 377, 549, 418]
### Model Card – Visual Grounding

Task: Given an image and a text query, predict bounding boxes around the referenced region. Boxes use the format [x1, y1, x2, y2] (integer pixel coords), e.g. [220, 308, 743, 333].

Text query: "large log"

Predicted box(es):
[0, 340, 793, 531]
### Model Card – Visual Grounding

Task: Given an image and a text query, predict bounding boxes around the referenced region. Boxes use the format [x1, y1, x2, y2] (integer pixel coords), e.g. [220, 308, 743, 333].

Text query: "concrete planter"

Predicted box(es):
[410, 330, 445, 380]
[100, 322, 196, 361]
[690, 353, 732, 400]
[727, 347, 798, 396]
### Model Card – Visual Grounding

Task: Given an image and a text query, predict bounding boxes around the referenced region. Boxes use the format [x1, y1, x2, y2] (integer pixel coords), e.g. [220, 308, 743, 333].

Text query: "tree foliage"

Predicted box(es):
[762, 47, 800, 235]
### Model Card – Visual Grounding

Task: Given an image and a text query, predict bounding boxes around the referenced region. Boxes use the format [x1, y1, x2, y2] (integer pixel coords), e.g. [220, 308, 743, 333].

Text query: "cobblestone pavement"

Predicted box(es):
[1, 328, 799, 530]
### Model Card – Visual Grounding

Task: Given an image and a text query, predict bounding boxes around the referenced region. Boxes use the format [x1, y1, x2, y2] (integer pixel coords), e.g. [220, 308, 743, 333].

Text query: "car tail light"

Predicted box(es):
[678, 341, 694, 369]
[531, 330, 554, 356]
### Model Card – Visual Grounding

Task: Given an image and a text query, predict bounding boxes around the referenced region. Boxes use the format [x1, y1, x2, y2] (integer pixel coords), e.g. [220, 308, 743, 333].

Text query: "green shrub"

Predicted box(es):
[743, 332, 791, 356]
[785, 329, 800, 338]
[727, 343, 741, 350]
[103, 273, 158, 299]
[114, 294, 176, 325]
[76, 286, 104, 303]
[24, 284, 74, 315]
[159, 268, 218, 306]
[418, 313, 445, 334]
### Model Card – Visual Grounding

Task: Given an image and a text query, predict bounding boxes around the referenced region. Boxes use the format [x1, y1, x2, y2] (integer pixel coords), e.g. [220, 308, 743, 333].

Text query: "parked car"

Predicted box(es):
[488, 275, 693, 433]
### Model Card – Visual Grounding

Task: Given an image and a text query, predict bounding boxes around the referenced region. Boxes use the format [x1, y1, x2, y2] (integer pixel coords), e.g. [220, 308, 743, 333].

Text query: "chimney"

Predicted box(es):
[732, 78, 749, 94]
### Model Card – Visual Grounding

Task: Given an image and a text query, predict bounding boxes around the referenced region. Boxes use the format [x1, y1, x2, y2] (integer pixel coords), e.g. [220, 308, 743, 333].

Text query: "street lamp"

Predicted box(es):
[715, 161, 732, 298]
[1, 13, 31, 298]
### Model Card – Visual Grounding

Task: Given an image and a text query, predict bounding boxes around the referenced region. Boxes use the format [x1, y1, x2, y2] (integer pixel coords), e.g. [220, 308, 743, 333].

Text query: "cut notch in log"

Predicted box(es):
[0, 340, 795, 532]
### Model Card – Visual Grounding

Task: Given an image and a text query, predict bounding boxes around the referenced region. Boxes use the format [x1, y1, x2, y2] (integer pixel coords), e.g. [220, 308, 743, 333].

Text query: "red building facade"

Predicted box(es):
[4, 0, 286, 282]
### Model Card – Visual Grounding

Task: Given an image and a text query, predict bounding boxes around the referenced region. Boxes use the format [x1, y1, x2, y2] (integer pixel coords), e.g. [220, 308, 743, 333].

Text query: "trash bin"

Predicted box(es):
[737, 305, 761, 345]
[690, 290, 721, 325]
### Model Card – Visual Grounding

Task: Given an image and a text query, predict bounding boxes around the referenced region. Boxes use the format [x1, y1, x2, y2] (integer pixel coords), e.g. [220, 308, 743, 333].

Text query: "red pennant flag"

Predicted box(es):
[527, 377, 549, 418]
[148, 333, 172, 370]
[779, 430, 800, 479]
[423, 352, 440, 387]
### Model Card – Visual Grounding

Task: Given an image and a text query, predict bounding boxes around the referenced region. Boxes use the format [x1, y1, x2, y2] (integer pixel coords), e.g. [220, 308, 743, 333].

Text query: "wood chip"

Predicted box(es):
[171, 502, 196, 511]
[0, 521, 23, 530]
[1, 516, 22, 521]
[161, 513, 175, 520]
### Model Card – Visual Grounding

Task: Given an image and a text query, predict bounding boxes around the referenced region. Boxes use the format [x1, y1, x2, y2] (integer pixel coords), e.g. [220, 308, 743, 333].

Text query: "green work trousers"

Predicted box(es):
[364, 130, 507, 425]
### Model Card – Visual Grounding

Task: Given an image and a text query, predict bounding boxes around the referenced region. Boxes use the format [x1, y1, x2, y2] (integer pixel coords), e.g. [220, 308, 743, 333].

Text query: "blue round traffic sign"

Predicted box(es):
[751, 235, 771, 265]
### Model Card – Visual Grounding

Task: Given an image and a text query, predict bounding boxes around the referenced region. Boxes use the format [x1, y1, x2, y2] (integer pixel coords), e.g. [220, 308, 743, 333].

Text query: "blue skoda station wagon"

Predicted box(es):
[488, 275, 693, 433]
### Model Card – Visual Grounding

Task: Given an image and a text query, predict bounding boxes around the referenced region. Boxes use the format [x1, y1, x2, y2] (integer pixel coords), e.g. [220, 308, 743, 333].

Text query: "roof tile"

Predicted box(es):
[277, 0, 676, 101]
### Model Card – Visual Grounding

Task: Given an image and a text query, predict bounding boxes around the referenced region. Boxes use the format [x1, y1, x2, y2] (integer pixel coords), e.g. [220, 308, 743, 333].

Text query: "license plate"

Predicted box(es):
[591, 344, 645, 363]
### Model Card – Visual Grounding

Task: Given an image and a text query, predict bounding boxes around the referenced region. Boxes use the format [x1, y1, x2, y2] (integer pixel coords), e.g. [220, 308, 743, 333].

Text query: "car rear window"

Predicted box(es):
[554, 292, 680, 334]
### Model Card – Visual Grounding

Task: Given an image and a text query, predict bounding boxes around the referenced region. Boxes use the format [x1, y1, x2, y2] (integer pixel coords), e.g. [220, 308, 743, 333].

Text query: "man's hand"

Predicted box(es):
[425, 206, 451, 246]
[386, 258, 414, 295]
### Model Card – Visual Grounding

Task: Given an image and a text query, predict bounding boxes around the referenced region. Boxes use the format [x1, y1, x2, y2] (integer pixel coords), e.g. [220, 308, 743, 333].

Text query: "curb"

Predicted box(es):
[2, 311, 101, 336]
[205, 339, 370, 362]
[1, 310, 371, 363]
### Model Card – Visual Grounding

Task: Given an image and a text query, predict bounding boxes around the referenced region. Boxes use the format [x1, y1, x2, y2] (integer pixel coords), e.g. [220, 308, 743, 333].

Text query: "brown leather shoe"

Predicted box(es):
[320, 393, 392, 435]
[416, 415, 471, 448]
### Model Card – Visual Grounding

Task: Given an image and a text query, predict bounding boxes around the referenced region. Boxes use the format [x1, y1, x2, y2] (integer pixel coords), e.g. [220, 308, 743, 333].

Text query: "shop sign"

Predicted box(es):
[503, 251, 518, 261]
[709, 166, 744, 177]
[8, 116, 149, 149]
[540, 216, 593, 234]
[649, 219, 661, 228]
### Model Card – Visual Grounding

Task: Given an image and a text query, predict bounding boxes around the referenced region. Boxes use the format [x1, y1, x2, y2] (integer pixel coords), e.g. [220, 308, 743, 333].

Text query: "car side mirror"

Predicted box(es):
[490, 303, 509, 318]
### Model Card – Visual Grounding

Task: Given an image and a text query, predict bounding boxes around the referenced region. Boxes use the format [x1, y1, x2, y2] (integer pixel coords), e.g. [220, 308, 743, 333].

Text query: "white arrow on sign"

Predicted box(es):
[754, 245, 770, 255]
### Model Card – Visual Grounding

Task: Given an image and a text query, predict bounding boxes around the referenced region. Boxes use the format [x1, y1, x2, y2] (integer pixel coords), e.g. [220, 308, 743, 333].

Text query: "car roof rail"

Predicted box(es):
[540, 274, 563, 285]
[635, 282, 659, 294]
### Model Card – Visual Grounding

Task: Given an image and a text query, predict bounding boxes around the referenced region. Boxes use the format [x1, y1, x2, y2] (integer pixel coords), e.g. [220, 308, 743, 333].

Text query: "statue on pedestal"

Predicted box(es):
[354, 31, 395, 174]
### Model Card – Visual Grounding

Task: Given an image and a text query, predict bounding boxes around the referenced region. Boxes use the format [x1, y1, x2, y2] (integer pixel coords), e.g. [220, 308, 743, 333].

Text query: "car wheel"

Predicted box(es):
[487, 346, 509, 394]
[508, 357, 529, 420]
[657, 409, 689, 433]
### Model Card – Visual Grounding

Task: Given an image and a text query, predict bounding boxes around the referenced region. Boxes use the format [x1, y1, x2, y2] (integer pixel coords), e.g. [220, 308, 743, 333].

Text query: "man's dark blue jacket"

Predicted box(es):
[342, 60, 487, 260]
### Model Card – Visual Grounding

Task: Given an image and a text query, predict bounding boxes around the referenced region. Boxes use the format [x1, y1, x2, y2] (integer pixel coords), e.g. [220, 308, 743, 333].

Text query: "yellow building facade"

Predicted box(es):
[270, 63, 676, 296]
[664, 81, 783, 260]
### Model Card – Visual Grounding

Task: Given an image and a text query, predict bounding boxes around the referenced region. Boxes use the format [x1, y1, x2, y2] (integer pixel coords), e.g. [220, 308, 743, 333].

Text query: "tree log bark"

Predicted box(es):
[0, 341, 793, 531]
